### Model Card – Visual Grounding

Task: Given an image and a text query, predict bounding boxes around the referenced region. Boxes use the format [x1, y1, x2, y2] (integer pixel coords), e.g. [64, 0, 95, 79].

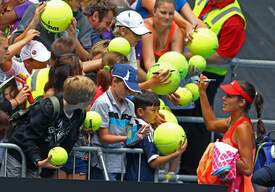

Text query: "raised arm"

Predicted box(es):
[198, 74, 228, 132]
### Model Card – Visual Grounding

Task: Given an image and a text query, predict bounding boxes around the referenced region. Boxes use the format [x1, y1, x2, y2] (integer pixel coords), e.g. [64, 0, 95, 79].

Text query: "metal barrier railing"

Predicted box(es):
[0, 143, 27, 177]
[72, 146, 144, 182]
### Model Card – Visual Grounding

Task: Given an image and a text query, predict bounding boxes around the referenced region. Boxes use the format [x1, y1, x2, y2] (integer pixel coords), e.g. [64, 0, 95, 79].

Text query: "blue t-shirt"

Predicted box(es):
[135, 0, 187, 18]
[125, 120, 159, 181]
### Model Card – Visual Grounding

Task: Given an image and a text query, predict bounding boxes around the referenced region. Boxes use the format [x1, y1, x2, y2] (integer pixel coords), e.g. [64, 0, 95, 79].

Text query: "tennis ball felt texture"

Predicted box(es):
[83, 111, 102, 132]
[41, 0, 73, 33]
[187, 28, 219, 58]
[154, 122, 186, 155]
[175, 87, 193, 106]
[188, 55, 207, 72]
[48, 147, 68, 166]
[158, 51, 189, 79]
[185, 83, 200, 101]
[159, 99, 171, 111]
[108, 37, 131, 56]
[146, 63, 181, 95]
[159, 109, 178, 123]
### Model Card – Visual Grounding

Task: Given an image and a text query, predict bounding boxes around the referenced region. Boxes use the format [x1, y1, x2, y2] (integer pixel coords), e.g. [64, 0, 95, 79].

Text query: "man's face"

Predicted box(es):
[89, 10, 114, 34]
[0, 39, 9, 64]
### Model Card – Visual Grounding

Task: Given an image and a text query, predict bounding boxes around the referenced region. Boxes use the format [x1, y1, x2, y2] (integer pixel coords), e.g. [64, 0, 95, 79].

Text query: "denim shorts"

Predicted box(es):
[61, 156, 88, 175]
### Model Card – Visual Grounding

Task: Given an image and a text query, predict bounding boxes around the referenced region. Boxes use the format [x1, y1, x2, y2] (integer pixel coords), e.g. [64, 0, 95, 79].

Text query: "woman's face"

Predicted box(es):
[122, 28, 141, 47]
[222, 94, 244, 113]
[3, 86, 17, 100]
[153, 2, 175, 27]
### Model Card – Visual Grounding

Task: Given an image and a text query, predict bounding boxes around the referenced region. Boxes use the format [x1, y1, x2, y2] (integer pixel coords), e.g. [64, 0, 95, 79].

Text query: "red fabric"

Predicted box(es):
[90, 87, 104, 107]
[199, 0, 246, 58]
[222, 117, 254, 192]
[144, 19, 176, 58]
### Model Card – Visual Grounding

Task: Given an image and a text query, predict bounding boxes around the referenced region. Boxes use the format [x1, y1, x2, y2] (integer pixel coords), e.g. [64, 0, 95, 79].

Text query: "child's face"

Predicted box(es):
[139, 106, 160, 125]
[112, 79, 131, 100]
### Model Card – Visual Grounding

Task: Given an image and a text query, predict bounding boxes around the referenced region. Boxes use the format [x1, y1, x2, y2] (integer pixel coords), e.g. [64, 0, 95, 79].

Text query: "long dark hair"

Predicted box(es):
[238, 81, 265, 141]
[44, 37, 82, 94]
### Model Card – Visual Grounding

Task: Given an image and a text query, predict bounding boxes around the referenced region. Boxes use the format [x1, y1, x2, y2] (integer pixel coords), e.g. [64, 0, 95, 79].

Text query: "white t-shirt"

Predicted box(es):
[11, 57, 30, 77]
[128, 47, 138, 70]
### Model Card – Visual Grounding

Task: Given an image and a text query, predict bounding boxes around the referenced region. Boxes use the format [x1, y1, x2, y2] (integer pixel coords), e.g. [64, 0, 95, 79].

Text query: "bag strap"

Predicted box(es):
[48, 96, 60, 122]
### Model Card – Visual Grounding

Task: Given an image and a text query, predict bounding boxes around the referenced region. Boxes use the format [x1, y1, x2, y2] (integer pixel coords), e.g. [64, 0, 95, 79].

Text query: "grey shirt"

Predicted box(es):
[91, 89, 136, 173]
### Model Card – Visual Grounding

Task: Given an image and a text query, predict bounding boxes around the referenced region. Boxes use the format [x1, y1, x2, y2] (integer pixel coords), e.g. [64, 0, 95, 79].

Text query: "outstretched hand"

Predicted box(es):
[37, 155, 61, 169]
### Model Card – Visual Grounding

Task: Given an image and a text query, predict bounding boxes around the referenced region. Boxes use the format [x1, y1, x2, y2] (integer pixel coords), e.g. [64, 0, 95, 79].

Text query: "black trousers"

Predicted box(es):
[252, 163, 275, 187]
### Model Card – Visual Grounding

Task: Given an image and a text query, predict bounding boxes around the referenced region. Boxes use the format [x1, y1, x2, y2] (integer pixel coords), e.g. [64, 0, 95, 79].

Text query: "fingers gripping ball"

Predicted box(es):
[175, 87, 193, 106]
[188, 55, 207, 72]
[187, 28, 219, 58]
[41, 0, 73, 33]
[146, 63, 181, 96]
[48, 147, 68, 166]
[154, 122, 186, 155]
[83, 111, 102, 132]
[158, 51, 189, 79]
[159, 109, 178, 123]
[108, 37, 131, 57]
[185, 83, 200, 101]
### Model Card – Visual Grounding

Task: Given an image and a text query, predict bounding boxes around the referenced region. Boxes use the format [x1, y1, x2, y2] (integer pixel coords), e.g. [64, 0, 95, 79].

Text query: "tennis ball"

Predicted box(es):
[48, 147, 68, 166]
[188, 55, 207, 72]
[83, 111, 102, 132]
[40, 0, 73, 33]
[159, 99, 171, 111]
[154, 122, 186, 155]
[146, 62, 181, 95]
[159, 109, 178, 123]
[108, 37, 131, 56]
[185, 83, 200, 101]
[158, 51, 189, 79]
[175, 87, 193, 106]
[187, 28, 219, 58]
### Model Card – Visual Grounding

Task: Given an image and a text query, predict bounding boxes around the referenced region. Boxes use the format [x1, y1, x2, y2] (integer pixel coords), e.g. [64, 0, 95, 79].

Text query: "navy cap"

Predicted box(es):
[112, 64, 141, 93]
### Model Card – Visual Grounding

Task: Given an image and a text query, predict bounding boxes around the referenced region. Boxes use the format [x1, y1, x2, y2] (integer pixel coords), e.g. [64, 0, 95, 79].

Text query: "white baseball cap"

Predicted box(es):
[20, 40, 51, 62]
[115, 10, 150, 35]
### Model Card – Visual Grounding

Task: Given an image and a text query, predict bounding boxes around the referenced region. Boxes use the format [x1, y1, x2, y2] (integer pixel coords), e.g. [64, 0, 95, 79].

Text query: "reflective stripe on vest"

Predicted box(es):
[26, 68, 50, 107]
[193, 0, 246, 76]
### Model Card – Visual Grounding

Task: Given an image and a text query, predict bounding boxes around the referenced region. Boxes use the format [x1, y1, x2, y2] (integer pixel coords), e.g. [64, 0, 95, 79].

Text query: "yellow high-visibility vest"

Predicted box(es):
[193, 0, 246, 76]
[26, 68, 50, 107]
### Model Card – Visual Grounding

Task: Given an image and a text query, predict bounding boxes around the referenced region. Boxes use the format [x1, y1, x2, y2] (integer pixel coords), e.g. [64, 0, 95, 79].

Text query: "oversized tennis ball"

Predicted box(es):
[154, 122, 186, 155]
[146, 62, 181, 95]
[187, 28, 219, 58]
[83, 111, 102, 132]
[188, 55, 207, 72]
[48, 147, 68, 166]
[159, 99, 171, 111]
[108, 37, 131, 56]
[159, 109, 178, 123]
[158, 51, 189, 79]
[175, 87, 193, 106]
[185, 83, 200, 101]
[40, 0, 73, 33]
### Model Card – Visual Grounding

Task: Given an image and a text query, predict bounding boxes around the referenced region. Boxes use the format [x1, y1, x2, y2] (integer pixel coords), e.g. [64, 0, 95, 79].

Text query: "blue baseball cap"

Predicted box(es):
[112, 64, 141, 93]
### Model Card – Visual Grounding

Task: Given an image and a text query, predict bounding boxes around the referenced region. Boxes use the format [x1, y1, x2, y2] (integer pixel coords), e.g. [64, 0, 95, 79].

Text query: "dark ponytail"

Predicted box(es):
[238, 81, 266, 142]
[254, 92, 266, 142]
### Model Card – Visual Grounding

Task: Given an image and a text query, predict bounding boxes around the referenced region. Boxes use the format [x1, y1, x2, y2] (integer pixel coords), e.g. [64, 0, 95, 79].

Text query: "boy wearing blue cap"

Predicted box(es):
[90, 63, 142, 181]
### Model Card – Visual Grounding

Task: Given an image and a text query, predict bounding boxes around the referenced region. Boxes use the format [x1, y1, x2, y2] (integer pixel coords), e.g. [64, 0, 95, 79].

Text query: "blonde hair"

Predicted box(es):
[64, 75, 96, 105]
